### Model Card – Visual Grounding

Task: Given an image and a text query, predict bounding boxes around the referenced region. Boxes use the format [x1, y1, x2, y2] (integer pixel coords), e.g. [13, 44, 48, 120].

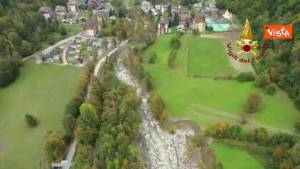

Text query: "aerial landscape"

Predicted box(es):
[0, 0, 299, 169]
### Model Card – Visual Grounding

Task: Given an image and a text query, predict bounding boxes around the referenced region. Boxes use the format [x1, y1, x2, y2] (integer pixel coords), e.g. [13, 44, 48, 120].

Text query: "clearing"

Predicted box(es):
[0, 59, 81, 169]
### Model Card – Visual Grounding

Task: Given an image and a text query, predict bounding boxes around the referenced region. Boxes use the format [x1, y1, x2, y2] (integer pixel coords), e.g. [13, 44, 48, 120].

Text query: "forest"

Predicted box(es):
[0, 0, 68, 87]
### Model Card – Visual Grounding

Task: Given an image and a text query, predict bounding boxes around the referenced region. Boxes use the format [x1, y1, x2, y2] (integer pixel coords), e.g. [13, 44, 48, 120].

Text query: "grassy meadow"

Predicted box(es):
[212, 142, 264, 169]
[0, 60, 81, 169]
[186, 35, 237, 77]
[143, 34, 299, 133]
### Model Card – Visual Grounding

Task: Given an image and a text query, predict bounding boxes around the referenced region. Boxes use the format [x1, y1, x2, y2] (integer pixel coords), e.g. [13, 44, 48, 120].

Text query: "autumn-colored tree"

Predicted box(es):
[244, 92, 262, 113]
[215, 122, 229, 132]
[45, 131, 66, 163]
[272, 145, 287, 159]
[150, 93, 166, 121]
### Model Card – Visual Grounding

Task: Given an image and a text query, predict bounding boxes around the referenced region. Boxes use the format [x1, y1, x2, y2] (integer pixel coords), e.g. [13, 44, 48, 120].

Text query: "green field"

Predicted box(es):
[212, 142, 264, 169]
[186, 35, 237, 77]
[0, 60, 81, 169]
[144, 34, 299, 133]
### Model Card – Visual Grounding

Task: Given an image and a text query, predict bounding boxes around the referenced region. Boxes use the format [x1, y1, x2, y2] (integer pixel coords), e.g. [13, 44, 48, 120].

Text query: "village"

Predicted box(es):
[140, 0, 236, 34]
[36, 0, 236, 65]
[37, 0, 118, 66]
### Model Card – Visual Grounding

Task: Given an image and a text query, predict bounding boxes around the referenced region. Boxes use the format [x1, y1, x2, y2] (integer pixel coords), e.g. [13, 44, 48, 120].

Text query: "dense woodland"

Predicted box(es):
[216, 0, 300, 111]
[0, 0, 68, 87]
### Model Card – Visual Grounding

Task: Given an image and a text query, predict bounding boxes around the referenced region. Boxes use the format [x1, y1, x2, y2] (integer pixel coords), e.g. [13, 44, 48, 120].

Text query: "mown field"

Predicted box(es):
[0, 60, 81, 169]
[186, 35, 237, 77]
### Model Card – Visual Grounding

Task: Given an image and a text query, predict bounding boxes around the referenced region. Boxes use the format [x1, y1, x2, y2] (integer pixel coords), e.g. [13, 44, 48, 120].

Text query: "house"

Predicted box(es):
[87, 0, 100, 9]
[67, 1, 78, 13]
[55, 6, 66, 20]
[151, 8, 159, 16]
[178, 13, 191, 30]
[223, 10, 233, 21]
[171, 5, 188, 15]
[205, 16, 231, 32]
[192, 16, 206, 32]
[83, 21, 100, 36]
[141, 0, 153, 13]
[200, 2, 218, 16]
[39, 7, 52, 20]
[158, 18, 169, 34]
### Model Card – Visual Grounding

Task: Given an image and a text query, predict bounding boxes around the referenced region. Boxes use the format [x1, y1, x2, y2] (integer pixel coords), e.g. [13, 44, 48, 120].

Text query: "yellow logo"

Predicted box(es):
[226, 19, 267, 63]
[236, 19, 258, 55]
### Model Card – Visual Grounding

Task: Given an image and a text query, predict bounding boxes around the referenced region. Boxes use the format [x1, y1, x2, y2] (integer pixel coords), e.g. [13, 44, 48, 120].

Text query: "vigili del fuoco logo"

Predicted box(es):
[227, 19, 268, 63]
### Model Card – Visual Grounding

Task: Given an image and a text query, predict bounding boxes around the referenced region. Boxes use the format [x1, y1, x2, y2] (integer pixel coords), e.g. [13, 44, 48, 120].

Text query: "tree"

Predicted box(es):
[294, 120, 300, 132]
[272, 145, 287, 159]
[101, 39, 109, 50]
[63, 113, 76, 137]
[295, 96, 300, 110]
[255, 73, 270, 88]
[172, 14, 180, 26]
[65, 97, 82, 118]
[266, 83, 277, 95]
[59, 26, 67, 36]
[25, 114, 38, 127]
[0, 59, 19, 87]
[45, 131, 66, 163]
[75, 103, 99, 145]
[244, 92, 263, 113]
[253, 127, 269, 145]
[150, 94, 166, 121]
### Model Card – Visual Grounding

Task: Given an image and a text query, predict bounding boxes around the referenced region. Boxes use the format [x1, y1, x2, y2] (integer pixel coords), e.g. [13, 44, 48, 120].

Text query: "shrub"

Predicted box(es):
[148, 52, 157, 64]
[170, 36, 180, 49]
[168, 49, 177, 68]
[269, 133, 296, 148]
[255, 73, 271, 87]
[244, 92, 262, 113]
[235, 72, 255, 82]
[192, 29, 200, 35]
[266, 83, 277, 95]
[25, 114, 38, 127]
[295, 121, 300, 132]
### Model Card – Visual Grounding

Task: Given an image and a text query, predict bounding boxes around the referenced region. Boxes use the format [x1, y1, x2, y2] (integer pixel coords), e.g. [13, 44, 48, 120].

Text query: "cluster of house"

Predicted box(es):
[39, 0, 115, 37]
[140, 0, 234, 34]
[41, 35, 104, 65]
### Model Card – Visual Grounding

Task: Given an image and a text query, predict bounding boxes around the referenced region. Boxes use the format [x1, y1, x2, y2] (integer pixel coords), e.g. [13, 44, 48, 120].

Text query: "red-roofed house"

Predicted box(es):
[83, 21, 100, 36]
[192, 16, 206, 32]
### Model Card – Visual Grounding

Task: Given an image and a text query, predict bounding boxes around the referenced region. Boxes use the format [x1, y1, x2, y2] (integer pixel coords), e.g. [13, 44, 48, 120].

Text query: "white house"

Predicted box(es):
[55, 5, 66, 20]
[39, 7, 52, 20]
[67, 1, 78, 13]
[223, 10, 233, 21]
[158, 18, 169, 34]
[141, 0, 153, 13]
